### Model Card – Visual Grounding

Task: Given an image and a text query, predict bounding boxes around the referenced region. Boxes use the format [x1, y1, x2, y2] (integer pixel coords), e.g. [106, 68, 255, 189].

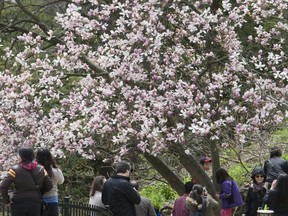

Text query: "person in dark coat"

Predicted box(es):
[263, 146, 288, 184]
[131, 180, 157, 216]
[263, 175, 288, 216]
[244, 168, 267, 216]
[102, 161, 141, 216]
[0, 147, 53, 216]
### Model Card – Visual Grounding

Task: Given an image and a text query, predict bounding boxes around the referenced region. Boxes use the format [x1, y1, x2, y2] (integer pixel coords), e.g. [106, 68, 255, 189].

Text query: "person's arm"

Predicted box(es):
[172, 199, 177, 216]
[263, 161, 268, 175]
[219, 181, 232, 199]
[244, 188, 252, 215]
[54, 168, 64, 184]
[42, 168, 53, 193]
[283, 160, 288, 174]
[101, 182, 108, 205]
[0, 169, 15, 204]
[123, 183, 141, 204]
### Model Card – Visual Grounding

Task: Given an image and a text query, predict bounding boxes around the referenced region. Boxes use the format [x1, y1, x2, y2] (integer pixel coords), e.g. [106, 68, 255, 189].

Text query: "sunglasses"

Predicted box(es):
[255, 175, 264, 178]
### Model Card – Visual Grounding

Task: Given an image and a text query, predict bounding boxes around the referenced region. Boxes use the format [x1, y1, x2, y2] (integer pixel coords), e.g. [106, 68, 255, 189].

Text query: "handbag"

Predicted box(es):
[26, 169, 49, 216]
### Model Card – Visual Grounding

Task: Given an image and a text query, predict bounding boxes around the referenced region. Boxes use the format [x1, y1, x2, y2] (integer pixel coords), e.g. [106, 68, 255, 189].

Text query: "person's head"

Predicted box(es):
[215, 168, 233, 184]
[274, 175, 288, 206]
[36, 148, 57, 177]
[184, 181, 194, 194]
[115, 161, 133, 176]
[251, 167, 266, 184]
[18, 147, 35, 164]
[270, 146, 282, 158]
[199, 156, 212, 171]
[89, 175, 106, 196]
[191, 184, 204, 205]
[130, 180, 139, 191]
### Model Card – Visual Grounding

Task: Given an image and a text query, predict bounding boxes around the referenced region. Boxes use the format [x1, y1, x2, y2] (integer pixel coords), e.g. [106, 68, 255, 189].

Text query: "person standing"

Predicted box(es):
[89, 175, 106, 208]
[36, 148, 64, 216]
[172, 181, 194, 216]
[185, 184, 221, 216]
[215, 168, 243, 216]
[131, 180, 157, 216]
[244, 168, 267, 216]
[263, 175, 288, 215]
[102, 161, 141, 216]
[0, 147, 53, 216]
[263, 146, 288, 184]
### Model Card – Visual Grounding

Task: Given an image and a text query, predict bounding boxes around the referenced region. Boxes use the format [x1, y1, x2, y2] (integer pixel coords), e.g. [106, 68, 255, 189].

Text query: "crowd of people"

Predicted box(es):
[0, 146, 287, 216]
[171, 146, 288, 216]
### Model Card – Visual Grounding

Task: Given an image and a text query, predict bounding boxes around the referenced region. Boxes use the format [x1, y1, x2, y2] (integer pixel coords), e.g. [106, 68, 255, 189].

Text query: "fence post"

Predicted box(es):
[63, 196, 70, 216]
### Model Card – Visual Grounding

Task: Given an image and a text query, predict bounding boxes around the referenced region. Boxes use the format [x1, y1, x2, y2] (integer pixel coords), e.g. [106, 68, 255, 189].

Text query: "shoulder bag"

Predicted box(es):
[268, 159, 287, 177]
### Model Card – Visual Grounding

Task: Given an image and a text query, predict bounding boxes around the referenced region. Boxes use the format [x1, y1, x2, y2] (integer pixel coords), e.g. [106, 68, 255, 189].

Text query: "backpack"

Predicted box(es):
[192, 197, 207, 216]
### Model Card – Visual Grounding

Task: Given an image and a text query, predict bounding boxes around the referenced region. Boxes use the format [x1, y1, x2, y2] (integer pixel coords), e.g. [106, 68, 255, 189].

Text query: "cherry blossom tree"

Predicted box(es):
[0, 0, 287, 195]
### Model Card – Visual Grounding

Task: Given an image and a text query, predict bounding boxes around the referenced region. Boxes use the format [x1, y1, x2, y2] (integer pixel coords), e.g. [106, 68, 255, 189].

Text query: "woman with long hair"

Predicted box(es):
[185, 184, 220, 216]
[0, 147, 53, 216]
[36, 148, 64, 216]
[89, 175, 106, 208]
[263, 175, 288, 215]
[215, 168, 243, 216]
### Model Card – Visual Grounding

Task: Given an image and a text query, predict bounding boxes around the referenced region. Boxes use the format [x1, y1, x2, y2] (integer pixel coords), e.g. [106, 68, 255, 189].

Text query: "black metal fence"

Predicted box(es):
[0, 197, 112, 216]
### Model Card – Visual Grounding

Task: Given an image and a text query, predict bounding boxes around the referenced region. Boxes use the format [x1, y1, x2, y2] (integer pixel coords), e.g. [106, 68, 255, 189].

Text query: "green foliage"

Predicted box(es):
[140, 182, 178, 210]
[228, 163, 250, 186]
[272, 127, 288, 143]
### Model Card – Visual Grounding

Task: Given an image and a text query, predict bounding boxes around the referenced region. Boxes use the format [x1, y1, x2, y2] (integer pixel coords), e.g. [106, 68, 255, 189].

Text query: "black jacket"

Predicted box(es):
[263, 157, 288, 183]
[102, 175, 141, 216]
[244, 185, 266, 216]
[0, 164, 53, 204]
[263, 190, 288, 216]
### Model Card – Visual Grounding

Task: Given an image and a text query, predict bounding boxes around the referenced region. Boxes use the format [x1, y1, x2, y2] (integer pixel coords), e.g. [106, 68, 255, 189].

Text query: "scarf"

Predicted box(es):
[20, 161, 38, 170]
[252, 182, 264, 192]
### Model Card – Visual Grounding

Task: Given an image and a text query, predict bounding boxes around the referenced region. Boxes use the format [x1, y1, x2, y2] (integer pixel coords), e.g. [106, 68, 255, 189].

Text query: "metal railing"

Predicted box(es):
[0, 197, 111, 216]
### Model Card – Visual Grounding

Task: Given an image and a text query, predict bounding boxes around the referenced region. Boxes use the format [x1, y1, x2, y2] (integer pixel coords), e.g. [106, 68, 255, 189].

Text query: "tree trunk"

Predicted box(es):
[175, 147, 217, 198]
[210, 141, 221, 192]
[143, 153, 185, 195]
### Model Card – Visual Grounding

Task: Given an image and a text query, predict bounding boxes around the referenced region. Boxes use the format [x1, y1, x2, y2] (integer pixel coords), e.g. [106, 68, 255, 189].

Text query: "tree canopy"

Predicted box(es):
[0, 0, 287, 195]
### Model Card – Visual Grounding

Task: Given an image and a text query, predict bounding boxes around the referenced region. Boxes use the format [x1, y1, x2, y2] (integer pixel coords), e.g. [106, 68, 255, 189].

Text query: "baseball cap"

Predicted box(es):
[199, 156, 212, 165]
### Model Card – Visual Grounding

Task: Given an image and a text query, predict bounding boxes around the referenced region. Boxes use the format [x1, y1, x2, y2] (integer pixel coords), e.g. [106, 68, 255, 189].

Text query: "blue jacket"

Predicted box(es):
[102, 175, 141, 216]
[219, 180, 243, 209]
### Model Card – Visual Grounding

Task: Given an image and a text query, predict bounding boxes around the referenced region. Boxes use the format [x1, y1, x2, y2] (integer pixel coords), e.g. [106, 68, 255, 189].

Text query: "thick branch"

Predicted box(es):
[15, 0, 50, 35]
[143, 153, 185, 195]
[79, 55, 110, 77]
